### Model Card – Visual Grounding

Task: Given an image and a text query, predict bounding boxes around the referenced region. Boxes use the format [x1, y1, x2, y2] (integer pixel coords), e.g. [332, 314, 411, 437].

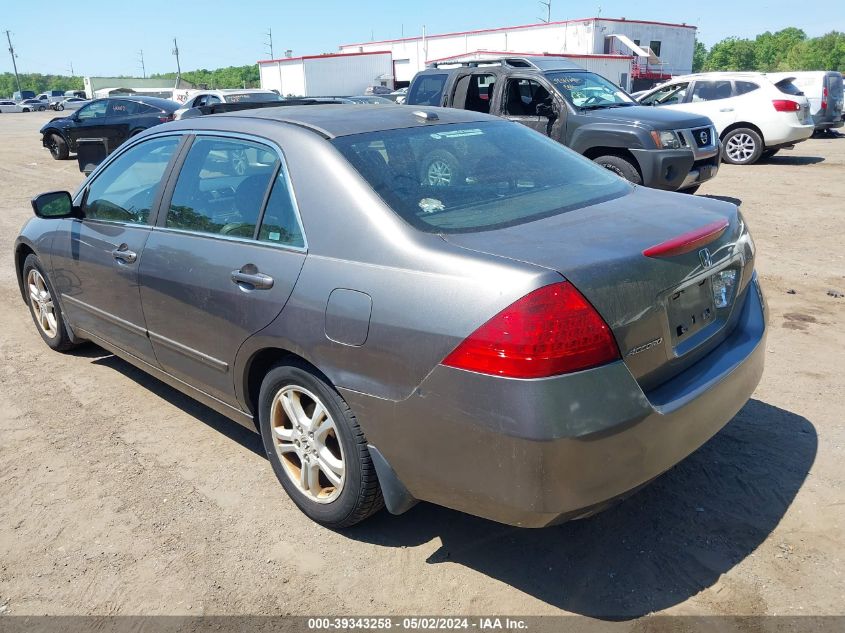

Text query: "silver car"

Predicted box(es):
[14, 106, 767, 528]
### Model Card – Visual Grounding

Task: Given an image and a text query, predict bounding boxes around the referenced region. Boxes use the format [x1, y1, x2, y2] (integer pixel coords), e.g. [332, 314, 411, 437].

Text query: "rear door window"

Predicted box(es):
[451, 73, 496, 114]
[258, 169, 305, 248]
[165, 136, 279, 238]
[691, 81, 733, 102]
[734, 81, 760, 95]
[408, 74, 448, 106]
[106, 100, 140, 117]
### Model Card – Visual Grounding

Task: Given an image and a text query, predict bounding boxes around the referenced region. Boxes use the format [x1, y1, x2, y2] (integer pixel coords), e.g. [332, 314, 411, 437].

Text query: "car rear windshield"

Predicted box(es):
[407, 74, 448, 106]
[331, 121, 629, 234]
[775, 79, 804, 96]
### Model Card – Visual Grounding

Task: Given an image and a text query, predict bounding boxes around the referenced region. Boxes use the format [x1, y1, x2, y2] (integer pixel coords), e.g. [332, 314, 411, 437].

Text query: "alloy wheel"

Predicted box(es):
[269, 386, 346, 504]
[27, 269, 58, 339]
[426, 160, 452, 186]
[726, 133, 757, 163]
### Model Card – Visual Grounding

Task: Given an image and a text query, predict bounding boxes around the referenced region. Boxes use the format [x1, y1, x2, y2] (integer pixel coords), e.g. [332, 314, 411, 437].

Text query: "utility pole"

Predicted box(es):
[172, 38, 182, 85]
[538, 0, 551, 23]
[5, 30, 22, 94]
[66, 61, 74, 76]
[138, 49, 146, 78]
[264, 27, 274, 59]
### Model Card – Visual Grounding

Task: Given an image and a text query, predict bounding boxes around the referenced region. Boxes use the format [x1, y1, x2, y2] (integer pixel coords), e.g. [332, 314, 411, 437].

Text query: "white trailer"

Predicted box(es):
[258, 51, 394, 97]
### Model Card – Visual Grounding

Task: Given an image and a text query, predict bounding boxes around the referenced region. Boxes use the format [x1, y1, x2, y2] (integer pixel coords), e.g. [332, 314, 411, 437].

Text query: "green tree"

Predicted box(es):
[755, 28, 807, 71]
[784, 31, 845, 70]
[692, 40, 708, 72]
[705, 37, 757, 71]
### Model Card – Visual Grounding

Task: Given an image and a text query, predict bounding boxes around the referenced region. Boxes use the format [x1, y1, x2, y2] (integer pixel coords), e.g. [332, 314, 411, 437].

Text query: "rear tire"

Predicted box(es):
[47, 134, 69, 160]
[722, 128, 763, 165]
[680, 184, 701, 194]
[593, 154, 642, 185]
[22, 254, 78, 352]
[258, 360, 384, 528]
[761, 148, 780, 160]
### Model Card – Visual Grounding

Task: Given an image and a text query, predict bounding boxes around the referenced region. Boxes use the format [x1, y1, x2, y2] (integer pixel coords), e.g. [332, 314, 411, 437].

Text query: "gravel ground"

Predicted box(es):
[0, 111, 843, 620]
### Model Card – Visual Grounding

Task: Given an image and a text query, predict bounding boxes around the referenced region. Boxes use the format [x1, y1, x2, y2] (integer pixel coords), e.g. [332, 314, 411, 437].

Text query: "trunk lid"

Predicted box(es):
[442, 187, 756, 391]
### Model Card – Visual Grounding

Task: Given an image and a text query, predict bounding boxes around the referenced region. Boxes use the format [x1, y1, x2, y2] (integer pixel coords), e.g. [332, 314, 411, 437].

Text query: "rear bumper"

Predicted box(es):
[767, 121, 815, 146]
[345, 276, 767, 527]
[631, 147, 720, 192]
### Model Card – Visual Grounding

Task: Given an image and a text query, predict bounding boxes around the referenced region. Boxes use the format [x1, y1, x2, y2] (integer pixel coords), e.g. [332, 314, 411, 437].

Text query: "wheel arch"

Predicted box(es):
[14, 242, 36, 303]
[582, 146, 644, 180]
[242, 347, 331, 419]
[720, 122, 766, 146]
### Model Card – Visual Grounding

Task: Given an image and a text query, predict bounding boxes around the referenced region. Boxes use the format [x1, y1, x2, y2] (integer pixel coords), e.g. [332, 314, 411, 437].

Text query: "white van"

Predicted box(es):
[768, 71, 844, 132]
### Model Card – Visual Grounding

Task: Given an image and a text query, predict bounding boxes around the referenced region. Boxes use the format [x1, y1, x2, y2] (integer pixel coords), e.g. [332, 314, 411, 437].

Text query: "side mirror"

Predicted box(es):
[31, 191, 75, 219]
[536, 102, 558, 119]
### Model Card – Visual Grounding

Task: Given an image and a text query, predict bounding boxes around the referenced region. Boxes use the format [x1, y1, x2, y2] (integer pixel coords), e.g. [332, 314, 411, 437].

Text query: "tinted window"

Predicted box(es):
[223, 92, 283, 103]
[106, 100, 140, 117]
[258, 169, 305, 248]
[734, 81, 760, 95]
[77, 101, 108, 120]
[331, 121, 628, 234]
[640, 82, 689, 105]
[407, 74, 448, 106]
[503, 78, 551, 115]
[775, 79, 803, 96]
[84, 136, 180, 224]
[691, 81, 733, 102]
[166, 137, 279, 238]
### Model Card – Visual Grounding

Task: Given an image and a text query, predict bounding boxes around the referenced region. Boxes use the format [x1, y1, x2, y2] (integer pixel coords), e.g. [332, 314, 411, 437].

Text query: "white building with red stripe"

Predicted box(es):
[338, 17, 697, 91]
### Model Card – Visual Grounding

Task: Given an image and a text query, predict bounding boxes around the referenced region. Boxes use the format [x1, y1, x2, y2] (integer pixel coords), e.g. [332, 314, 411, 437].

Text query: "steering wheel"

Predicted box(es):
[582, 95, 606, 106]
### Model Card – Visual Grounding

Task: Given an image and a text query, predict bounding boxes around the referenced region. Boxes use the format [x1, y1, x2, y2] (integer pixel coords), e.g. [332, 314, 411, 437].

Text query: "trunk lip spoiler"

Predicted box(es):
[642, 219, 730, 258]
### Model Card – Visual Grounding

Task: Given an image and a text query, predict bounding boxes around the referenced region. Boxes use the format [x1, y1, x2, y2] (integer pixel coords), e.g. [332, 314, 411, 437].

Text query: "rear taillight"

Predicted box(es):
[822, 87, 828, 110]
[159, 112, 174, 123]
[441, 282, 620, 379]
[772, 99, 800, 112]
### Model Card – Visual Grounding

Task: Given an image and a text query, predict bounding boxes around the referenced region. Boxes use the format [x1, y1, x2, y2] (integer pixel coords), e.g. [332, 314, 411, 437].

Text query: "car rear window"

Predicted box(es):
[331, 121, 629, 234]
[734, 81, 760, 95]
[775, 79, 804, 96]
[225, 92, 284, 103]
[407, 74, 448, 106]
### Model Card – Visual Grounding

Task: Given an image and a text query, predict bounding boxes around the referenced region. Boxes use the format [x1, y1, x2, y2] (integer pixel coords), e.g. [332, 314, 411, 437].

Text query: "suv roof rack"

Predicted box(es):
[428, 56, 584, 71]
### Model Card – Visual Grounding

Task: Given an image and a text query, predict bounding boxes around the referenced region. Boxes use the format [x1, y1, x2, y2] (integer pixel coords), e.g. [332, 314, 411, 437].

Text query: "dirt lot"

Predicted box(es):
[0, 111, 843, 620]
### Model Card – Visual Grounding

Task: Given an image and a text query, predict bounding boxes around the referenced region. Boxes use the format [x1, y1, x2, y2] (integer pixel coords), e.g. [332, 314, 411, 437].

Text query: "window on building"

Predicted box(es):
[649, 40, 662, 57]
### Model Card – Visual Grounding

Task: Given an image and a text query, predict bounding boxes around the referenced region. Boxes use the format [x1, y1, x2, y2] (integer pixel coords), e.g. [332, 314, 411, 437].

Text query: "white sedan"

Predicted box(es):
[637, 72, 815, 164]
[0, 100, 24, 113]
[53, 97, 90, 112]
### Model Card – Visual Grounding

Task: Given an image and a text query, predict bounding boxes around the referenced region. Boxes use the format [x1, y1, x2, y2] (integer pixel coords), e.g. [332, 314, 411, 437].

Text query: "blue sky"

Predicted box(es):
[2, 0, 841, 76]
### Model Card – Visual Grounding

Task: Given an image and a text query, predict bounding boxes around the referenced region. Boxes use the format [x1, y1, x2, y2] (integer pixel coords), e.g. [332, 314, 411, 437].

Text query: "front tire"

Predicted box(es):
[722, 128, 763, 165]
[258, 361, 384, 528]
[56, 103, 65, 111]
[47, 134, 69, 160]
[22, 254, 77, 352]
[593, 154, 643, 185]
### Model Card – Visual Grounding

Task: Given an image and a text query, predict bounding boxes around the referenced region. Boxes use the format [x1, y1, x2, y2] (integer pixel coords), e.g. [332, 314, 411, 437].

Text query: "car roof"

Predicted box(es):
[102, 95, 180, 109]
[668, 71, 767, 82]
[217, 104, 496, 138]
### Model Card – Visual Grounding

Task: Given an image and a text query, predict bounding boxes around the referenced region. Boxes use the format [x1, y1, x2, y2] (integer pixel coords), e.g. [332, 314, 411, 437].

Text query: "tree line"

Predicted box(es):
[1, 64, 260, 98]
[693, 29, 845, 72]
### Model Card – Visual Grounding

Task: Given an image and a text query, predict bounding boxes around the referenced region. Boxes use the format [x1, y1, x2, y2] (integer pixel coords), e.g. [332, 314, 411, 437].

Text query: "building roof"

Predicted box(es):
[340, 16, 697, 49]
[425, 50, 633, 65]
[258, 50, 392, 65]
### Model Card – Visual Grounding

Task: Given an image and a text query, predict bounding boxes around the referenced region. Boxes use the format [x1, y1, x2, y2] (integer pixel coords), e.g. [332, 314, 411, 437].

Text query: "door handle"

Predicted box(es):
[111, 245, 137, 263]
[231, 268, 274, 290]
[719, 108, 734, 112]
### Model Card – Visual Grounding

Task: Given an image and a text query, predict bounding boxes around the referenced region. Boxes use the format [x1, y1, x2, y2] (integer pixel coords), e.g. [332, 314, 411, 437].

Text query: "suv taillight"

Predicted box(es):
[441, 282, 620, 379]
[772, 99, 800, 112]
[158, 112, 174, 123]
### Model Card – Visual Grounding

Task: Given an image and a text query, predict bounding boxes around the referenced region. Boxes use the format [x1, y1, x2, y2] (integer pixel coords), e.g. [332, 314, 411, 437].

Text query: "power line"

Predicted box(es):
[5, 30, 22, 93]
[172, 38, 182, 85]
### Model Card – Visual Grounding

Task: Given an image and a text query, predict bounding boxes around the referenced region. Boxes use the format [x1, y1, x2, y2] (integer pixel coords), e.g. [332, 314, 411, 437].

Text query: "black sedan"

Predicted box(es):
[40, 96, 180, 161]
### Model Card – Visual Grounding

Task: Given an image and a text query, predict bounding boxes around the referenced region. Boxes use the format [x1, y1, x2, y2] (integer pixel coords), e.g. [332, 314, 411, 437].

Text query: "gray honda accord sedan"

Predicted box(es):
[14, 105, 767, 528]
